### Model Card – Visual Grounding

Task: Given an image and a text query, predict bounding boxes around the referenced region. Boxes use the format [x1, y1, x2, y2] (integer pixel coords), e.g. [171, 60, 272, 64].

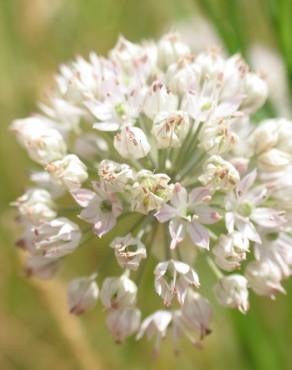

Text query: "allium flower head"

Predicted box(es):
[11, 32, 292, 350]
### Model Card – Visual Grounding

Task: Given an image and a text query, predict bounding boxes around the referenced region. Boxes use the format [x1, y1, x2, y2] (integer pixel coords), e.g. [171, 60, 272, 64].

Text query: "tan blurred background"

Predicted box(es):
[0, 0, 291, 369]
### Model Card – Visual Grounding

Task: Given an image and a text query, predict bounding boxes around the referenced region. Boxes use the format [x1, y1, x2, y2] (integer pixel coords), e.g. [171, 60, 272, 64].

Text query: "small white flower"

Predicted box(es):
[151, 110, 190, 149]
[225, 170, 286, 243]
[143, 81, 178, 119]
[136, 310, 172, 351]
[100, 273, 137, 309]
[198, 118, 238, 155]
[155, 183, 220, 249]
[245, 259, 285, 298]
[114, 126, 151, 159]
[106, 307, 141, 343]
[254, 232, 292, 279]
[199, 155, 240, 192]
[154, 259, 200, 306]
[46, 154, 88, 190]
[213, 232, 249, 271]
[131, 170, 174, 214]
[25, 255, 60, 280]
[28, 217, 82, 258]
[11, 118, 67, 165]
[98, 160, 134, 192]
[181, 289, 212, 339]
[240, 72, 268, 113]
[157, 33, 190, 70]
[12, 189, 56, 225]
[67, 273, 99, 315]
[79, 183, 122, 237]
[214, 274, 249, 313]
[111, 234, 147, 270]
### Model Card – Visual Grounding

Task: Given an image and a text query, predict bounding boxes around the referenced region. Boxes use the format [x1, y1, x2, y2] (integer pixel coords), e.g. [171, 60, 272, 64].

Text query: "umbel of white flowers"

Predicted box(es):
[11, 32, 292, 352]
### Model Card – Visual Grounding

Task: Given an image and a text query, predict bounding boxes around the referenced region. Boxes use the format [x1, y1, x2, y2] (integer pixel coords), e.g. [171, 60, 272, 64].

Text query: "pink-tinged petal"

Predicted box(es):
[187, 221, 210, 249]
[70, 188, 96, 207]
[171, 183, 188, 208]
[188, 187, 211, 205]
[196, 205, 221, 224]
[225, 212, 235, 233]
[93, 213, 116, 238]
[154, 261, 169, 279]
[237, 169, 257, 196]
[251, 208, 286, 228]
[169, 219, 186, 249]
[236, 219, 261, 244]
[246, 185, 268, 205]
[155, 204, 177, 223]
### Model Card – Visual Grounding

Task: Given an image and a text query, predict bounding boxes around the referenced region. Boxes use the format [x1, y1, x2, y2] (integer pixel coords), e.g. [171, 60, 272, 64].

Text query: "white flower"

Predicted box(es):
[136, 310, 172, 350]
[106, 307, 141, 343]
[199, 155, 240, 192]
[181, 290, 212, 339]
[98, 160, 134, 192]
[25, 255, 60, 280]
[154, 259, 200, 306]
[12, 189, 56, 225]
[240, 72, 268, 113]
[11, 118, 67, 165]
[165, 56, 200, 95]
[111, 234, 147, 270]
[26, 217, 82, 258]
[151, 110, 190, 149]
[155, 183, 220, 249]
[214, 275, 249, 313]
[100, 274, 137, 309]
[109, 35, 157, 79]
[245, 259, 285, 298]
[143, 81, 178, 119]
[78, 183, 122, 237]
[251, 118, 292, 173]
[114, 126, 151, 159]
[225, 170, 286, 243]
[198, 118, 238, 155]
[67, 273, 99, 315]
[157, 32, 190, 69]
[131, 170, 174, 214]
[254, 232, 292, 280]
[46, 154, 88, 190]
[213, 232, 249, 271]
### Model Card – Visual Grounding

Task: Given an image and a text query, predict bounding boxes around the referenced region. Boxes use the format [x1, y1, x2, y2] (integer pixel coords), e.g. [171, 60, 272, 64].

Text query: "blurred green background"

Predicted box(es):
[0, 0, 292, 369]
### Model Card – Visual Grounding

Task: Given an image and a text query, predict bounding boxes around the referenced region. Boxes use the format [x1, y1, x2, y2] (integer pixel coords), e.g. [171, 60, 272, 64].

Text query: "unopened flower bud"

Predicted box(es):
[245, 259, 285, 298]
[241, 73, 268, 113]
[213, 232, 249, 271]
[25, 255, 60, 279]
[30, 217, 81, 258]
[111, 234, 146, 270]
[214, 274, 249, 313]
[100, 274, 137, 309]
[151, 111, 190, 149]
[199, 155, 240, 192]
[67, 273, 99, 315]
[106, 307, 141, 343]
[98, 160, 134, 192]
[114, 126, 150, 159]
[12, 189, 56, 225]
[46, 154, 88, 190]
[158, 33, 190, 70]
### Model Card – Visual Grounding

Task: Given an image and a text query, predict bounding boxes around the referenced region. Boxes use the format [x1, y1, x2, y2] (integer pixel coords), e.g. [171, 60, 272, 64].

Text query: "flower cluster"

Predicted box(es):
[11, 32, 292, 351]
